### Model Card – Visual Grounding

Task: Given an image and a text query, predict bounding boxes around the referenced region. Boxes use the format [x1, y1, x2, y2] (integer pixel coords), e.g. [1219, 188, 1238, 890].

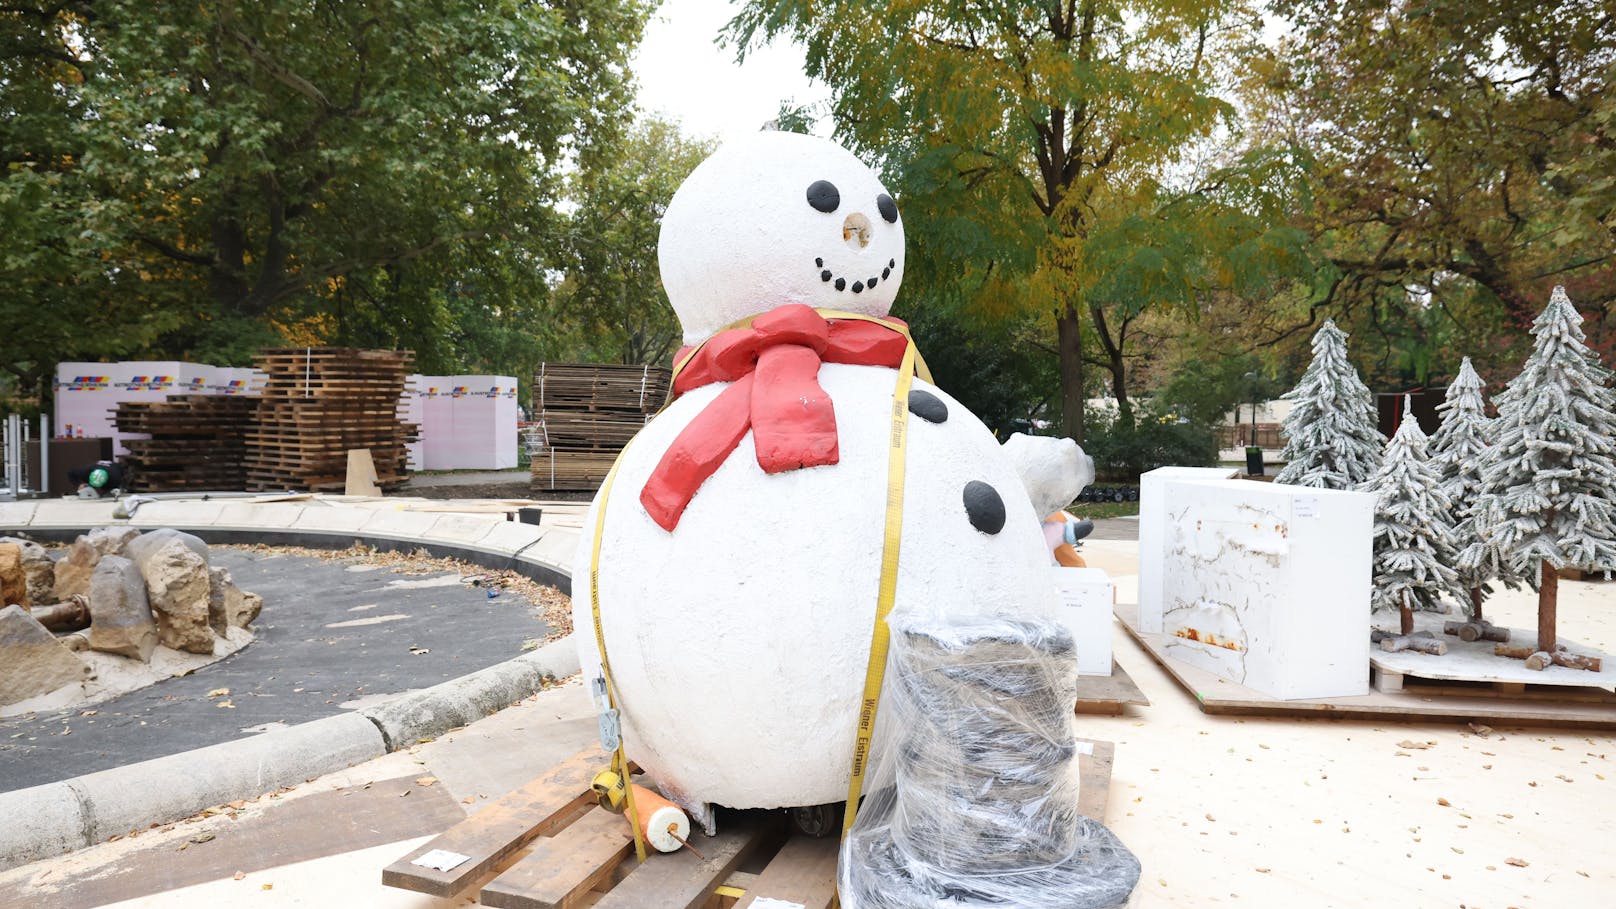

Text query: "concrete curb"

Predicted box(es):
[359, 638, 582, 751]
[0, 504, 585, 872]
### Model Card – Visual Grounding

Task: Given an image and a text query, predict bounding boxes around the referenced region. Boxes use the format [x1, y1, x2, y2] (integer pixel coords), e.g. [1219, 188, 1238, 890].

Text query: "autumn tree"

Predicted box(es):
[1262, 0, 1616, 380]
[727, 0, 1305, 439]
[547, 118, 716, 366]
[1, 0, 648, 389]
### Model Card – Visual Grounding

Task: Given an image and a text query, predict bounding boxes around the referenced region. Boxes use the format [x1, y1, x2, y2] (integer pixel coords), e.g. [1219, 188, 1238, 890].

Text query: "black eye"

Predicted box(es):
[963, 481, 1005, 535]
[806, 180, 840, 213]
[877, 193, 898, 223]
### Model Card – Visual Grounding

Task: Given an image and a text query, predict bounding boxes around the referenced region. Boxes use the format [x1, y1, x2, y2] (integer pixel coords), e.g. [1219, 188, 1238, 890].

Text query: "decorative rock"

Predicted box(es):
[88, 555, 158, 662]
[0, 605, 93, 707]
[51, 539, 102, 602]
[208, 567, 262, 633]
[124, 528, 209, 565]
[84, 526, 142, 558]
[0, 543, 27, 609]
[0, 537, 55, 606]
[129, 538, 214, 654]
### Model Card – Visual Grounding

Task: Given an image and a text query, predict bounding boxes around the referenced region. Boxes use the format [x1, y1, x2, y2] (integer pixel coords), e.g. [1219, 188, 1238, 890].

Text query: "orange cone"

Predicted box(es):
[631, 784, 691, 853]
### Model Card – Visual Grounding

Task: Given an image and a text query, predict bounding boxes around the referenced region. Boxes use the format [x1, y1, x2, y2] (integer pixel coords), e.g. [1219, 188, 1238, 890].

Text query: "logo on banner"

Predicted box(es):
[182, 377, 207, 390]
[221, 380, 248, 395]
[115, 375, 174, 391]
[61, 376, 110, 392]
[451, 386, 470, 398]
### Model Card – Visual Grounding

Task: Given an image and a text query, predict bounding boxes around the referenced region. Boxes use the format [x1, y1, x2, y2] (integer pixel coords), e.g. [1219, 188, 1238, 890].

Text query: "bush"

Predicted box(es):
[1083, 406, 1217, 482]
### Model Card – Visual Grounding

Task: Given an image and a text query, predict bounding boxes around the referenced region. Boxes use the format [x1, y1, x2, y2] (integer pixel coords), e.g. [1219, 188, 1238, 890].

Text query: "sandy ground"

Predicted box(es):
[6, 538, 1614, 908]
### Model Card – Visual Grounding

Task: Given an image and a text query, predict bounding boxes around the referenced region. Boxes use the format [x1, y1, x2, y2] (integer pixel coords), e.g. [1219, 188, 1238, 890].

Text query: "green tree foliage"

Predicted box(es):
[546, 118, 716, 366]
[728, 0, 1312, 439]
[1262, 0, 1616, 381]
[2, 0, 647, 396]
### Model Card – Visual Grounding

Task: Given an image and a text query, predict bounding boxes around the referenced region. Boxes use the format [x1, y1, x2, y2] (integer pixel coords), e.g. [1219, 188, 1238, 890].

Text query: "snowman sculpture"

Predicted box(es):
[574, 131, 1068, 832]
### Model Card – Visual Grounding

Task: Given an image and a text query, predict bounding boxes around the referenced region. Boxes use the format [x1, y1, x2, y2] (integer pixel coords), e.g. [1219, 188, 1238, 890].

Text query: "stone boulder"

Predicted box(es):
[88, 555, 158, 662]
[129, 537, 214, 654]
[0, 543, 27, 609]
[51, 538, 102, 602]
[207, 567, 262, 633]
[0, 605, 93, 707]
[0, 537, 55, 606]
[124, 528, 209, 565]
[84, 526, 142, 558]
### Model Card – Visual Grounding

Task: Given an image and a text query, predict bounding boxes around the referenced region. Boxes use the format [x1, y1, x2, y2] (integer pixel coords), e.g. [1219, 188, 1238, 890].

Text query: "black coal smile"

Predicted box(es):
[816, 256, 896, 295]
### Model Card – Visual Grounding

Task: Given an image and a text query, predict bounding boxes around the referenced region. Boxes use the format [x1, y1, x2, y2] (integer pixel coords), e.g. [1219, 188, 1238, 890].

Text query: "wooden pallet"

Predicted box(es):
[244, 347, 416, 492]
[384, 742, 1117, 907]
[115, 395, 257, 492]
[531, 363, 668, 493]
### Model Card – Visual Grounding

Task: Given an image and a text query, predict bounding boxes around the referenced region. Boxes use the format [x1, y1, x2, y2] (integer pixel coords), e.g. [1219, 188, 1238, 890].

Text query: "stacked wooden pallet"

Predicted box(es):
[243, 347, 416, 493]
[114, 395, 256, 492]
[531, 363, 670, 491]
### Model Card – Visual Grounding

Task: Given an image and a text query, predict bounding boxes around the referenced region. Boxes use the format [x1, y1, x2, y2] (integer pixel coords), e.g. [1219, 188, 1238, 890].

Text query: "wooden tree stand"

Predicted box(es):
[382, 742, 1117, 907]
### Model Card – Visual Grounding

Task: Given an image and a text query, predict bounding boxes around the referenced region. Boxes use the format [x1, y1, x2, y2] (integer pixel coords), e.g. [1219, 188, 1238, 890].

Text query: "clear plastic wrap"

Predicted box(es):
[839, 615, 1141, 908]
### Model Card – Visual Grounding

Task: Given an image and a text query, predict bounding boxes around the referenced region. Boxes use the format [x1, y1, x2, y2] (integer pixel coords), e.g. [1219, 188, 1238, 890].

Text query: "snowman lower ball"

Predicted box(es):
[574, 131, 1061, 830]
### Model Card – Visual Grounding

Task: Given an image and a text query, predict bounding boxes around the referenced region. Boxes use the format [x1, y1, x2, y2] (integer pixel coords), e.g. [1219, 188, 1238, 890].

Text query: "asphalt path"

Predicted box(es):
[0, 550, 555, 792]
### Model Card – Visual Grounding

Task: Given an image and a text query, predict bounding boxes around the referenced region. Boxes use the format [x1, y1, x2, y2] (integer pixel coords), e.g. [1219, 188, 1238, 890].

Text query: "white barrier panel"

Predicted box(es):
[55, 361, 221, 456]
[1149, 477, 1372, 700]
[412, 375, 518, 470]
[1138, 466, 1241, 633]
[402, 376, 426, 471]
[1051, 566, 1114, 677]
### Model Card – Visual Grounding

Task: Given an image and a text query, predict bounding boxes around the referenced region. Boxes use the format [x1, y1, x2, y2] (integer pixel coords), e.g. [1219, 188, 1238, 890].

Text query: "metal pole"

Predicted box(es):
[39, 412, 50, 497]
[21, 417, 30, 493]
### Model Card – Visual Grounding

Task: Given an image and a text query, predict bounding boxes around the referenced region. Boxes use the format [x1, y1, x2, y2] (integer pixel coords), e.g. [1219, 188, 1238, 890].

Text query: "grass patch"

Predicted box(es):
[1064, 500, 1139, 519]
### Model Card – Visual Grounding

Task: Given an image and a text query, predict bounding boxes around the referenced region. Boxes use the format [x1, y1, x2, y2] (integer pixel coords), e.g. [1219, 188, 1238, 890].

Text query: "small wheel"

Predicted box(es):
[789, 803, 842, 838]
[1111, 488, 1126, 502]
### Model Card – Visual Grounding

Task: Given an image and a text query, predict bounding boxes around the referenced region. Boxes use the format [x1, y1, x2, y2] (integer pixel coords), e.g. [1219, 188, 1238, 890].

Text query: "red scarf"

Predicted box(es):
[640, 304, 911, 531]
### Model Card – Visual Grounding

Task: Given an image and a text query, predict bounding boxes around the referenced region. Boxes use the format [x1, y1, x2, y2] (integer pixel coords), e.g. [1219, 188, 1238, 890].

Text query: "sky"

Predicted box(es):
[630, 0, 830, 145]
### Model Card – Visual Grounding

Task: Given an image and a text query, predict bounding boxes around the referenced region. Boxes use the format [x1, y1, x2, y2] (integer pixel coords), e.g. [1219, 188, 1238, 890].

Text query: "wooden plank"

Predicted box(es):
[480, 807, 633, 909]
[591, 815, 771, 909]
[731, 835, 839, 909]
[1074, 660, 1150, 714]
[1117, 602, 1616, 729]
[381, 747, 604, 897]
[345, 448, 382, 496]
[1076, 739, 1115, 822]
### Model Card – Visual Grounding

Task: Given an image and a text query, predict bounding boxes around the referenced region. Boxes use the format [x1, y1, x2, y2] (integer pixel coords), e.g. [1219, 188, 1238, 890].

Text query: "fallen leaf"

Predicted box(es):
[1451, 847, 1464, 854]
[262, 883, 273, 891]
[1255, 867, 1271, 873]
[400, 789, 411, 798]
[80, 710, 97, 716]
[228, 800, 246, 810]
[1205, 813, 1216, 822]
[1437, 798, 1451, 807]
[216, 700, 235, 709]
[189, 833, 214, 844]
[461, 796, 475, 804]
[1398, 740, 1433, 750]
[415, 777, 438, 787]
[206, 688, 230, 698]
[233, 871, 245, 881]
[1506, 857, 1529, 867]
[1468, 723, 1493, 737]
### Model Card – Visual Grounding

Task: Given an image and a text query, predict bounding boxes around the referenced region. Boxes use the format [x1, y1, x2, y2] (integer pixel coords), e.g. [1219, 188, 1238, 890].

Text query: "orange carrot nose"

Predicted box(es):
[631, 784, 691, 854]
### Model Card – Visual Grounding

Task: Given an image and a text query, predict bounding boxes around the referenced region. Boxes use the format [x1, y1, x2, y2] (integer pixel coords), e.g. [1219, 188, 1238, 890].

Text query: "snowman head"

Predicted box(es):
[659, 131, 905, 344]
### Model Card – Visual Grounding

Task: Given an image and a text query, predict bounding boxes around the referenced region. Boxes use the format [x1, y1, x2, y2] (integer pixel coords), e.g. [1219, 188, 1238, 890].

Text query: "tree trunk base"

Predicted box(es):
[1373, 629, 1447, 656]
[1493, 643, 1602, 672]
[1443, 620, 1509, 643]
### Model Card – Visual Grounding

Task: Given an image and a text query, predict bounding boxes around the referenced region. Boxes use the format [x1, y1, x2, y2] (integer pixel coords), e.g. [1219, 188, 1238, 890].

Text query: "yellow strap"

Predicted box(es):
[587, 452, 649, 864]
[841, 340, 917, 835]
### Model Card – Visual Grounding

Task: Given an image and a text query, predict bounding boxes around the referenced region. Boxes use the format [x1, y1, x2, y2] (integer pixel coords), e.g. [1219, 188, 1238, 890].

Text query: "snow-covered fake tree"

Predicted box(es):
[1275, 319, 1385, 489]
[1430, 357, 1511, 621]
[1366, 398, 1465, 636]
[1463, 287, 1616, 653]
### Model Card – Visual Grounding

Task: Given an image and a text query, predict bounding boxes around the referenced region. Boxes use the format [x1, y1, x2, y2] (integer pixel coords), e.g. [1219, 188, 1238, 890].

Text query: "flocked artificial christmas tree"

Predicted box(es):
[1430, 357, 1513, 622]
[1462, 286, 1616, 658]
[1275, 319, 1385, 489]
[1366, 397, 1465, 640]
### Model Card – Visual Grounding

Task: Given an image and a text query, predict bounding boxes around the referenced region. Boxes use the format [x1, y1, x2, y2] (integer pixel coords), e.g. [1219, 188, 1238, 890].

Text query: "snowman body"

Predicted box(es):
[573, 132, 1062, 819]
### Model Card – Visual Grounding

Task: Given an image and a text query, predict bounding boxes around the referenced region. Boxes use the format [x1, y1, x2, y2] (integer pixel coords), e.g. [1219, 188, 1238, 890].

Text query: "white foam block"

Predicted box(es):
[1138, 466, 1241, 633]
[1051, 566, 1114, 676]
[1152, 478, 1372, 700]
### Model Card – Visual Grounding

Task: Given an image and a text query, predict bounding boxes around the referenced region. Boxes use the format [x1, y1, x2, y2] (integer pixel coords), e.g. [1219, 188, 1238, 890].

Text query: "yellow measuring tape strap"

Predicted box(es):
[841, 340, 917, 836]
[587, 452, 649, 864]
